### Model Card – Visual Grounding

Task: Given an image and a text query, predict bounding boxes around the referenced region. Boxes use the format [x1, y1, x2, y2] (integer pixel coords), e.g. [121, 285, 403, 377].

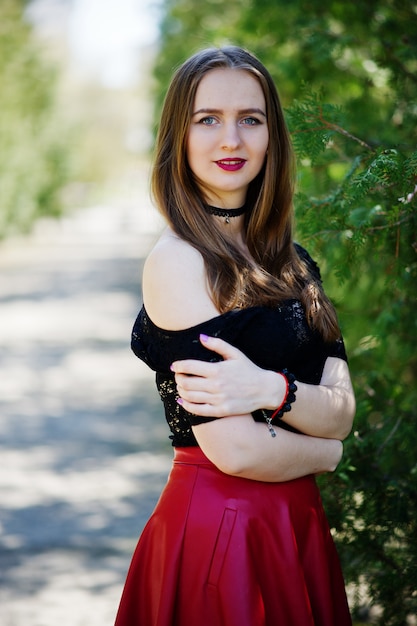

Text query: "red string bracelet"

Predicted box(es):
[270, 369, 298, 421]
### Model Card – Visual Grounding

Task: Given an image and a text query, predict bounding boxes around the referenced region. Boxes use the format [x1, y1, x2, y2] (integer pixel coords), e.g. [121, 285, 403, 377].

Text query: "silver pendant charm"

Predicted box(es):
[266, 421, 277, 437]
[262, 411, 277, 437]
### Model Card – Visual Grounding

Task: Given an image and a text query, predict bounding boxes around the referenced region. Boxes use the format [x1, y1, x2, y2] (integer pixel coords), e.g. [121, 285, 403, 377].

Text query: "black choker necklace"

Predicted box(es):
[205, 204, 246, 224]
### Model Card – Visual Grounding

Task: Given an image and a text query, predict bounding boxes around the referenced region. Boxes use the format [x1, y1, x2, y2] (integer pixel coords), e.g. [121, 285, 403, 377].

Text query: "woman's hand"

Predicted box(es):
[170, 334, 286, 417]
[172, 334, 356, 441]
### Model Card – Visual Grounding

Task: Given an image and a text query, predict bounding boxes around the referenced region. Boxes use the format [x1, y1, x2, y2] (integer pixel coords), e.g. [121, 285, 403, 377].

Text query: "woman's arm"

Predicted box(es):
[172, 336, 355, 440]
[191, 415, 343, 482]
[285, 356, 355, 439]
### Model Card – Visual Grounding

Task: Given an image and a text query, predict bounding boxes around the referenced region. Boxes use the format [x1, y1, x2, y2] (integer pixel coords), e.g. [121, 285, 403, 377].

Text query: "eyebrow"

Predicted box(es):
[192, 107, 267, 118]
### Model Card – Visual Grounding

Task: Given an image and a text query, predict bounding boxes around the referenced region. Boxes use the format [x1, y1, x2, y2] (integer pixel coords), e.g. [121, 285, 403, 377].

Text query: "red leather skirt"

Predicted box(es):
[115, 447, 351, 626]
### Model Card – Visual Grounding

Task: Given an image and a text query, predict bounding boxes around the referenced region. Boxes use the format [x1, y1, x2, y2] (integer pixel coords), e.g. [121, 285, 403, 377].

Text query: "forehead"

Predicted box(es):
[193, 68, 265, 110]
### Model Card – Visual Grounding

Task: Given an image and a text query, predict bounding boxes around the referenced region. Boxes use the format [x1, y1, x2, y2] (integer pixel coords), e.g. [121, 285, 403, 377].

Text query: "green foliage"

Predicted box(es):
[0, 0, 71, 236]
[288, 102, 417, 621]
[294, 93, 417, 621]
[154, 0, 417, 621]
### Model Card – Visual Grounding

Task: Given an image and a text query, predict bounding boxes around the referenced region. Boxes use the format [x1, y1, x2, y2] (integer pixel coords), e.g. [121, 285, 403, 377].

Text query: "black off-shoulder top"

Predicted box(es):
[131, 245, 347, 447]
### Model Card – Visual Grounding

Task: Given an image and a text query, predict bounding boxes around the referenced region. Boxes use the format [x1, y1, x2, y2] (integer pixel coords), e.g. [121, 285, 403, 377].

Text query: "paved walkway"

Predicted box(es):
[0, 167, 172, 625]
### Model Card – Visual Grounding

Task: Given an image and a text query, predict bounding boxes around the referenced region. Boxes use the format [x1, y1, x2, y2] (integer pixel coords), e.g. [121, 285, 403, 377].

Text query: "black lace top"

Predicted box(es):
[131, 245, 347, 447]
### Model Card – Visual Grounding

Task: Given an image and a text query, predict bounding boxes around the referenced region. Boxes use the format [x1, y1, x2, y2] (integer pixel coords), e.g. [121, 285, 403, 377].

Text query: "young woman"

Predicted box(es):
[115, 46, 355, 626]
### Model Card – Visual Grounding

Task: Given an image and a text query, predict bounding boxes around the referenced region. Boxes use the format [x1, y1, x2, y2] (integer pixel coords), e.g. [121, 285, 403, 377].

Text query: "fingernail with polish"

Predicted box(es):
[176, 398, 184, 406]
[200, 333, 209, 342]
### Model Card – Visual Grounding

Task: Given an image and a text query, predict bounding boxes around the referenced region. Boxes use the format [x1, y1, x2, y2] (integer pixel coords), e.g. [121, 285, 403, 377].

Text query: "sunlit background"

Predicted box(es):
[26, 0, 161, 205]
[0, 2, 168, 625]
[29, 0, 159, 88]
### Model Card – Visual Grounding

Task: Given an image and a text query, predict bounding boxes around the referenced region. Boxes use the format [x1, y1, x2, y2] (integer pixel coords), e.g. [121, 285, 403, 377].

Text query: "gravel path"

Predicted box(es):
[0, 168, 172, 626]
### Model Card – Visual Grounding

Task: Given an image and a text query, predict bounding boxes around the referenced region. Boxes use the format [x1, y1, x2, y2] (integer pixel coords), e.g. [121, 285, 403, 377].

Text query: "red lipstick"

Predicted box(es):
[215, 159, 246, 172]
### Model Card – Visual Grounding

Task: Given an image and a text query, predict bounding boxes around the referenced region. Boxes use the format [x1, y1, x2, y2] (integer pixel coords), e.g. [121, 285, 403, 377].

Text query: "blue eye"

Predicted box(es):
[242, 117, 260, 126]
[200, 116, 217, 125]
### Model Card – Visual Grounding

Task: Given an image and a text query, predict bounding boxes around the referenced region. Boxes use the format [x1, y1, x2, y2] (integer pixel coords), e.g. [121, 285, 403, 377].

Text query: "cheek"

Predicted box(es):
[253, 133, 269, 171]
[248, 128, 269, 159]
[186, 135, 204, 177]
[187, 129, 199, 155]
[187, 131, 210, 166]
[260, 130, 270, 155]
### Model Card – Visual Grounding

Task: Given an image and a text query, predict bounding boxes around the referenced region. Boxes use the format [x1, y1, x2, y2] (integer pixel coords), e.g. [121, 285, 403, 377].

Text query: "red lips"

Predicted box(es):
[215, 159, 246, 171]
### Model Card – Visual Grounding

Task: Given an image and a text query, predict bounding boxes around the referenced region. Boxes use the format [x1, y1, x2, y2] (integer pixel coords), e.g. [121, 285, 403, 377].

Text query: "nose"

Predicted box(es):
[221, 122, 241, 151]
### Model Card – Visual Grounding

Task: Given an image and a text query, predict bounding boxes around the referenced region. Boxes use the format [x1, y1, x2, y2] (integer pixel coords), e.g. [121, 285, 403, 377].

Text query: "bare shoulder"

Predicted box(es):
[143, 228, 219, 330]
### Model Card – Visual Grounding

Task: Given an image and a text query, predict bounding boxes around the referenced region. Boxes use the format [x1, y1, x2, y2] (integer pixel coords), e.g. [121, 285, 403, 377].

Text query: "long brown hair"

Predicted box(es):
[151, 46, 340, 341]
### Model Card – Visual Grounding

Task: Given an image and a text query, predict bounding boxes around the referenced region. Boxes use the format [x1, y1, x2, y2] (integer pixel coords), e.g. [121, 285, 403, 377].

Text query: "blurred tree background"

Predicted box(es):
[152, 0, 417, 623]
[0, 0, 70, 235]
[0, 0, 155, 238]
